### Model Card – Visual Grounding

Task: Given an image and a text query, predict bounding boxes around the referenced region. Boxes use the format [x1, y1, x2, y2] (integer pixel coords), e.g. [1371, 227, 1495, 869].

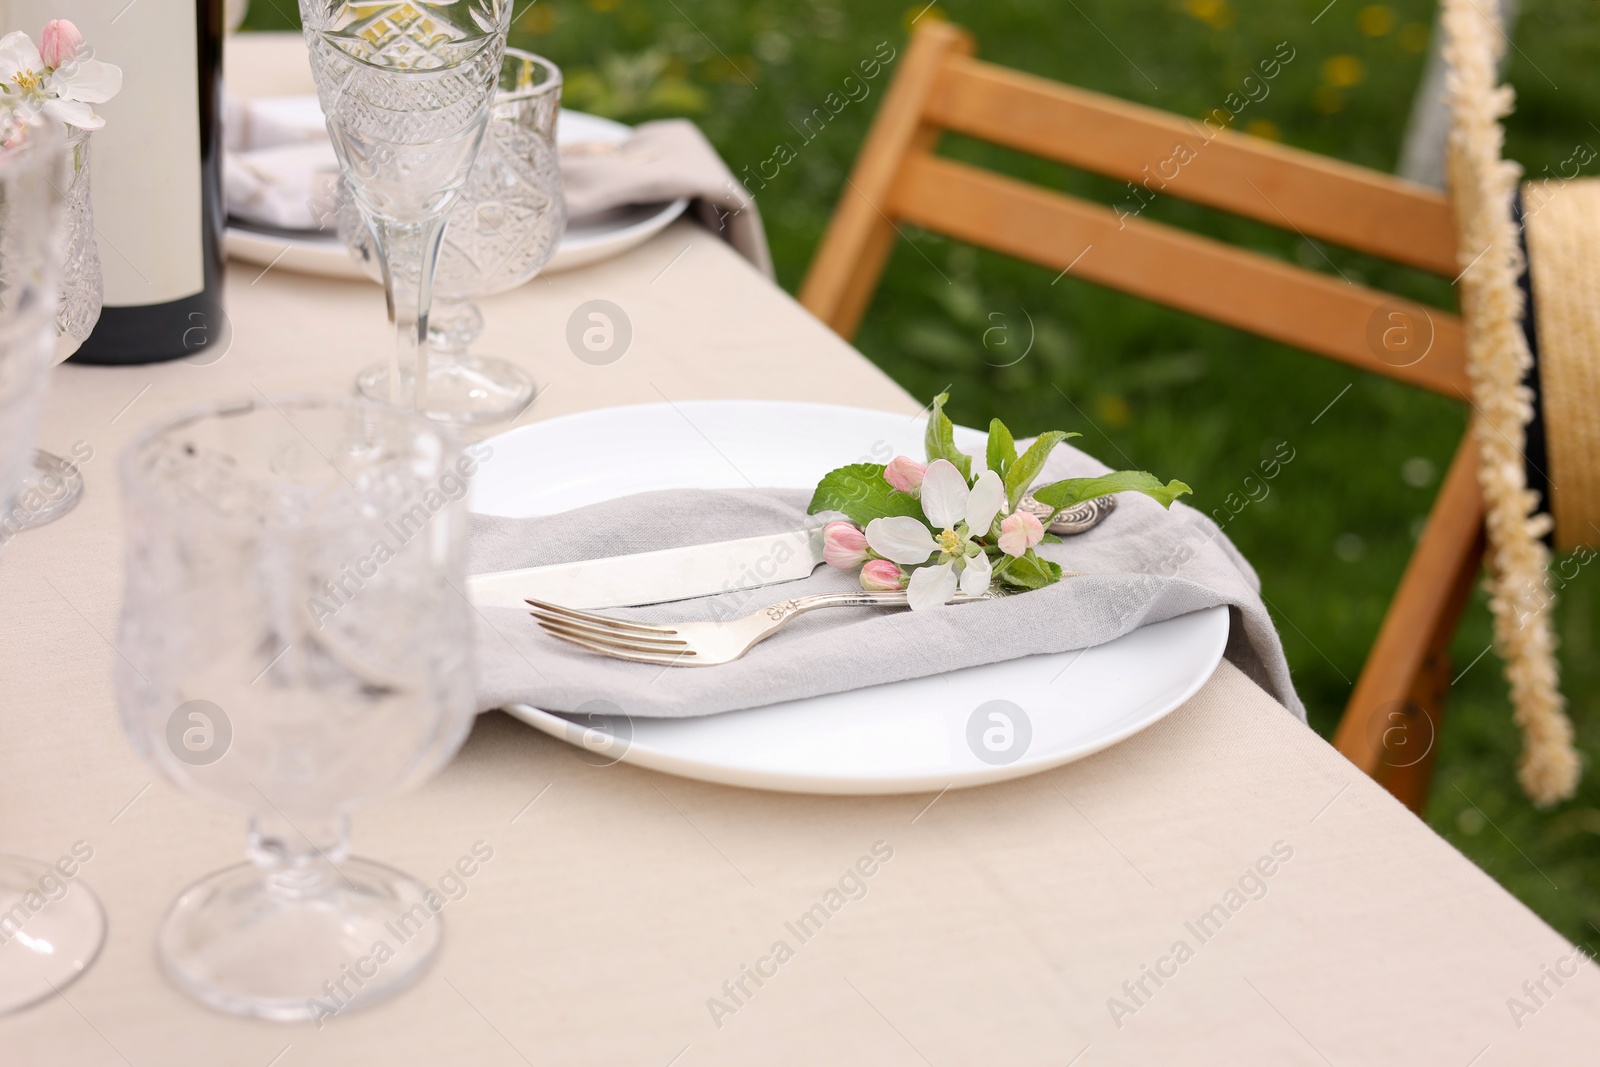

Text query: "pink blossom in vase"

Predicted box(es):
[39, 20, 83, 69]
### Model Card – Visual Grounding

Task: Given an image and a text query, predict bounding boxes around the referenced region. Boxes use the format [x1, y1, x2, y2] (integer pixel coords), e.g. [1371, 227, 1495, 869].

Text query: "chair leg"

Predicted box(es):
[1377, 531, 1481, 812]
[1333, 432, 1485, 806]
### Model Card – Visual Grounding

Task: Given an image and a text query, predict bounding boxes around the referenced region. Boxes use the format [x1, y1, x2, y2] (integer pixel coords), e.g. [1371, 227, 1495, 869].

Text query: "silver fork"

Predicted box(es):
[528, 590, 996, 667]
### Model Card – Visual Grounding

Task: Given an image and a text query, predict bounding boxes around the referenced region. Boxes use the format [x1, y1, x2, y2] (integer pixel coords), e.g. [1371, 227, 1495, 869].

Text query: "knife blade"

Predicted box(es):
[467, 526, 828, 610]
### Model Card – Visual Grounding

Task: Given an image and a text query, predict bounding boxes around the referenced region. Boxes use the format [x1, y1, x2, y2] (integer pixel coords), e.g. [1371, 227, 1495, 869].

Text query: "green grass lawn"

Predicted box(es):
[246, 0, 1600, 944]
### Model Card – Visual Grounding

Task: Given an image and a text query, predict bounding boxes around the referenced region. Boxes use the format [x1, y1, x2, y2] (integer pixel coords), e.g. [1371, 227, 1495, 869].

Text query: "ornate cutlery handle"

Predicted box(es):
[1018, 492, 1117, 534]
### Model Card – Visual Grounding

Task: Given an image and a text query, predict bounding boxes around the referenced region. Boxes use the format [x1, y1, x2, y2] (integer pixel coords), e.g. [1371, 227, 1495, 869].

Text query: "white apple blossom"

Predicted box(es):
[863, 459, 1005, 610]
[0, 27, 121, 133]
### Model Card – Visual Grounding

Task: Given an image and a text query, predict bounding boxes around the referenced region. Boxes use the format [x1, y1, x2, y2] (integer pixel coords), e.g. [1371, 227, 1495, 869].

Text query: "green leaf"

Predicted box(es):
[923, 393, 971, 480]
[1004, 431, 1079, 511]
[997, 550, 1062, 589]
[986, 418, 1017, 480]
[1032, 471, 1193, 513]
[806, 464, 925, 526]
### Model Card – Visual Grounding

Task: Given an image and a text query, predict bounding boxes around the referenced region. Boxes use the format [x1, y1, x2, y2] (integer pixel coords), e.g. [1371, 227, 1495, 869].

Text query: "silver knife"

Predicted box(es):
[467, 526, 828, 610]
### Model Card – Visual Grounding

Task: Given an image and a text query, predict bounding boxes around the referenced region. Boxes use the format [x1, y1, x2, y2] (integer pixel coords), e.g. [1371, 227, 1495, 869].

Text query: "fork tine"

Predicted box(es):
[534, 617, 698, 658]
[529, 609, 690, 648]
[541, 629, 685, 665]
[525, 598, 678, 635]
[538, 625, 696, 666]
[537, 614, 694, 655]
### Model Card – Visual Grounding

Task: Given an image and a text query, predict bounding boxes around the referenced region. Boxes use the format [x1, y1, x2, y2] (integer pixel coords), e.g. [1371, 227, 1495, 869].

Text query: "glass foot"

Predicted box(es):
[158, 857, 443, 1023]
[0, 854, 105, 1017]
[8, 451, 84, 531]
[356, 355, 535, 425]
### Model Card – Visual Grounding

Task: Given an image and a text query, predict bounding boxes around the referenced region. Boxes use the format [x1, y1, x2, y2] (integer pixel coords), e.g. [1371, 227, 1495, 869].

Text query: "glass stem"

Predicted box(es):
[426, 296, 484, 363]
[248, 811, 350, 900]
[368, 215, 448, 414]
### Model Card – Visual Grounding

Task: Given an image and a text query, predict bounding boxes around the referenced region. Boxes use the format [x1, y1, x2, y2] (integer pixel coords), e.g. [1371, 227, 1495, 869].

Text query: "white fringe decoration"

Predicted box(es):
[1442, 0, 1580, 804]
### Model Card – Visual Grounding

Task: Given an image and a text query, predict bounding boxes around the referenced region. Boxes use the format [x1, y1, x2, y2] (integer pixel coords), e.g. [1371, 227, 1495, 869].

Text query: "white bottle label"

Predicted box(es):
[7, 0, 206, 306]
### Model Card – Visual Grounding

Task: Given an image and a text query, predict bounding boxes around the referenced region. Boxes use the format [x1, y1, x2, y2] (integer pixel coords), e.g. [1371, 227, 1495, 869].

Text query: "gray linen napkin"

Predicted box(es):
[468, 442, 1304, 721]
[559, 119, 773, 276]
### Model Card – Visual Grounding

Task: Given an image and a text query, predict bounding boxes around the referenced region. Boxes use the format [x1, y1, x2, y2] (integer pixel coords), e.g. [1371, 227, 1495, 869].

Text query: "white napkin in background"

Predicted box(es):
[222, 94, 773, 273]
[223, 93, 327, 150]
[222, 94, 340, 231]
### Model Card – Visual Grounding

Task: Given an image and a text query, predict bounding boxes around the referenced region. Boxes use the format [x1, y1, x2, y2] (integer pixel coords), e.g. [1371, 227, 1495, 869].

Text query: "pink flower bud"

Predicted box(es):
[40, 21, 84, 69]
[821, 520, 869, 570]
[859, 559, 907, 591]
[998, 510, 1045, 557]
[883, 456, 927, 492]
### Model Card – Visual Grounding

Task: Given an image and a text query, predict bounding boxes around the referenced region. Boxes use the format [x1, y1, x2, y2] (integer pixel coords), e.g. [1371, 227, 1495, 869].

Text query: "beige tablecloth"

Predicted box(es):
[3, 223, 1596, 1064]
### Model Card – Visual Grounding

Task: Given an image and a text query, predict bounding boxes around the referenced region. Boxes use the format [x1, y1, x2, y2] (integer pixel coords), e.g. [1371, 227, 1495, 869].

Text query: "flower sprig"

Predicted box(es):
[807, 393, 1192, 610]
[0, 21, 122, 143]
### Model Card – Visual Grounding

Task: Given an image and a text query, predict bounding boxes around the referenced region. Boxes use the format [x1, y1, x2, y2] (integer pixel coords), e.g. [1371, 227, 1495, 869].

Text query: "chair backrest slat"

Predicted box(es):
[892, 154, 1470, 397]
[926, 55, 1460, 277]
[800, 21, 1466, 402]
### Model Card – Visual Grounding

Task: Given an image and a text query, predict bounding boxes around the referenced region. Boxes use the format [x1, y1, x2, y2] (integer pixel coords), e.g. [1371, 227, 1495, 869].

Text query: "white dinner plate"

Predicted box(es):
[225, 111, 689, 280]
[470, 401, 1229, 795]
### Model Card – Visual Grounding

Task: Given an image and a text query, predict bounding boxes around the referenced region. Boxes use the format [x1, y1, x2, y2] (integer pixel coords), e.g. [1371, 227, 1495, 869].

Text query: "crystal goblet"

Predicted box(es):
[298, 0, 511, 418]
[116, 396, 476, 1021]
[0, 118, 107, 1016]
[347, 49, 566, 423]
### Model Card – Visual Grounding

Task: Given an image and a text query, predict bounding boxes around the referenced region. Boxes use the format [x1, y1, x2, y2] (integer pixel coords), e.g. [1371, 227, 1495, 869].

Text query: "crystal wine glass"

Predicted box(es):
[298, 0, 511, 419]
[116, 396, 476, 1021]
[345, 49, 566, 424]
[0, 118, 107, 1016]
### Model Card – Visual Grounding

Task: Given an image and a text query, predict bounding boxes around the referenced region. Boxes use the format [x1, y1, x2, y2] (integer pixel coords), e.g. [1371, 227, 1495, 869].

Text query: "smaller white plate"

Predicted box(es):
[226, 111, 689, 280]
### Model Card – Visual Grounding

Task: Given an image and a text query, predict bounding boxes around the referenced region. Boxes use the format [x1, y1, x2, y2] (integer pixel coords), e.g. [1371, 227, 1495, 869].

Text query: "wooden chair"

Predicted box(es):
[799, 20, 1485, 812]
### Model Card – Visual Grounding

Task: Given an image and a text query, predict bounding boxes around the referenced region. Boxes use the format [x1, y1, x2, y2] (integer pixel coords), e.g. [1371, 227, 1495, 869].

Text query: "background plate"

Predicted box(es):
[223, 32, 690, 280]
[471, 401, 1228, 794]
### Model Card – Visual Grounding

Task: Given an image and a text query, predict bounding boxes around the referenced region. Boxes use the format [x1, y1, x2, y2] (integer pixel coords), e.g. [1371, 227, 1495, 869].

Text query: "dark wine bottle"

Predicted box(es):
[69, 0, 226, 365]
